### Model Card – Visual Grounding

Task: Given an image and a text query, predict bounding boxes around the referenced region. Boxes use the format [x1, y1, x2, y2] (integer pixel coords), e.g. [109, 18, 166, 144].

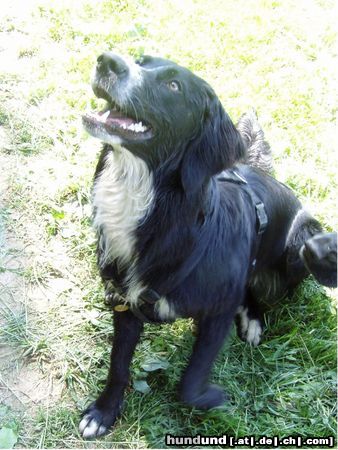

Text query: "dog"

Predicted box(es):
[79, 53, 337, 438]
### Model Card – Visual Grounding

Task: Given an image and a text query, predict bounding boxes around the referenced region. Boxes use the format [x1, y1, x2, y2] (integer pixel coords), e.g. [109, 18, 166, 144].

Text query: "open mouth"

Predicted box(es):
[83, 103, 153, 142]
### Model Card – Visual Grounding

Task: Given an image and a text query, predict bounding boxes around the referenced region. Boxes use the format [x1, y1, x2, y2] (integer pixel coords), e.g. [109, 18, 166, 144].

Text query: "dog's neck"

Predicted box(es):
[93, 145, 155, 268]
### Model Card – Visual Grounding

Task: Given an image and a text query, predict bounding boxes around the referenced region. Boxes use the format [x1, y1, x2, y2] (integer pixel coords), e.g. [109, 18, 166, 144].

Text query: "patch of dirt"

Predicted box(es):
[0, 125, 63, 417]
[1, 365, 63, 410]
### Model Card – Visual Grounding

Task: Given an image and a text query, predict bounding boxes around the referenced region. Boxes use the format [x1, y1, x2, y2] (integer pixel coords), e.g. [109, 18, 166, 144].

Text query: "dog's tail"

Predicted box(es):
[237, 109, 274, 175]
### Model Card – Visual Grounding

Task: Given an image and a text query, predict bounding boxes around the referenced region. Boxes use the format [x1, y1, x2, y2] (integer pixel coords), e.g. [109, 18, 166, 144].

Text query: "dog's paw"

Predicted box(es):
[300, 232, 337, 288]
[245, 318, 262, 346]
[181, 384, 228, 410]
[79, 402, 119, 439]
[237, 307, 262, 346]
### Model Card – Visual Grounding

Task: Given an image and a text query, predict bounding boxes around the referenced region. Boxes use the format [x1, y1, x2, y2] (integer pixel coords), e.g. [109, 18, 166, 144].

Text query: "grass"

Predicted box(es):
[0, 0, 337, 448]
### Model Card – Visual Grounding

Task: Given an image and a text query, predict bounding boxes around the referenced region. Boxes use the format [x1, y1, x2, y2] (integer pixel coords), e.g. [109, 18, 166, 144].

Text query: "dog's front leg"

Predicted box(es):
[179, 311, 234, 409]
[79, 310, 143, 439]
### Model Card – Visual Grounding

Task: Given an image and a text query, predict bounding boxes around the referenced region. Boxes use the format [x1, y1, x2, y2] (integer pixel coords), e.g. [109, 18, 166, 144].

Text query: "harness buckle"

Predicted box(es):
[255, 202, 268, 235]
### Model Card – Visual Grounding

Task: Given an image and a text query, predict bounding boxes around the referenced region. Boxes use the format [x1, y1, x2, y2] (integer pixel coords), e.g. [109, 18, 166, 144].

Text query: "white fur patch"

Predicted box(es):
[299, 243, 311, 273]
[79, 415, 107, 439]
[93, 147, 154, 309]
[245, 319, 262, 346]
[238, 307, 262, 346]
[155, 297, 176, 320]
[127, 57, 143, 89]
[92, 56, 142, 108]
[125, 276, 147, 307]
[238, 307, 249, 337]
[285, 208, 306, 246]
[93, 147, 154, 268]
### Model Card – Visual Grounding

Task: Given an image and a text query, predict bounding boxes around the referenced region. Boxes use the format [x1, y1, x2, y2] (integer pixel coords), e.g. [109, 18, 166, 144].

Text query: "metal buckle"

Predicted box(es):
[256, 202, 268, 235]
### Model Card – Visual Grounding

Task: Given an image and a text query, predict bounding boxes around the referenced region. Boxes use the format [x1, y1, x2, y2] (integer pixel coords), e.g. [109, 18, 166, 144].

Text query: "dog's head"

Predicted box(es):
[84, 53, 245, 193]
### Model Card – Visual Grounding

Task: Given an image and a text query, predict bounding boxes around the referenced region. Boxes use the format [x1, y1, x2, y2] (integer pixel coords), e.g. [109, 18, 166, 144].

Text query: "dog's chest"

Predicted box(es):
[92, 148, 154, 268]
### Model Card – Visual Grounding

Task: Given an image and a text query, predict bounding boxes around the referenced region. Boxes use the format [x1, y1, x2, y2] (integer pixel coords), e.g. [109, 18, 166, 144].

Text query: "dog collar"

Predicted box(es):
[105, 284, 169, 323]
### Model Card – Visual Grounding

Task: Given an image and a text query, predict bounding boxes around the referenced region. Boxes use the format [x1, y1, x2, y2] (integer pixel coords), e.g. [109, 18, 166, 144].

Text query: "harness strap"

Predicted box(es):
[217, 168, 268, 235]
[112, 166, 268, 322]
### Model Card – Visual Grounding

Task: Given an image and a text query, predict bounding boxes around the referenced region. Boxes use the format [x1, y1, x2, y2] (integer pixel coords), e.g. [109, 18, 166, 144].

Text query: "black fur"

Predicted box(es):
[80, 53, 337, 438]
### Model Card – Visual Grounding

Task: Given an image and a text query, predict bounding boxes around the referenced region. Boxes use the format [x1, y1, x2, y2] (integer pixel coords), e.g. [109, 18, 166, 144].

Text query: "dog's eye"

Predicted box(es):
[167, 81, 181, 92]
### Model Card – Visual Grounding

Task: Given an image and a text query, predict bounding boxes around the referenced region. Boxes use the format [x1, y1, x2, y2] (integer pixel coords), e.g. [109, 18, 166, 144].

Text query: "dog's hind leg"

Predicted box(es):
[179, 310, 235, 410]
[300, 232, 337, 288]
[79, 310, 143, 439]
[236, 289, 263, 346]
[285, 210, 337, 289]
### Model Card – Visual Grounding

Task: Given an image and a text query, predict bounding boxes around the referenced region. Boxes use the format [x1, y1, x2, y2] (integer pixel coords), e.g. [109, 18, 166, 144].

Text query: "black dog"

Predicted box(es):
[80, 53, 337, 438]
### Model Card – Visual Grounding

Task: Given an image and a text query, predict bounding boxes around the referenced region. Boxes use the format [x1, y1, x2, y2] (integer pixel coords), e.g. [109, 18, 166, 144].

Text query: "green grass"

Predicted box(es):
[0, 0, 337, 448]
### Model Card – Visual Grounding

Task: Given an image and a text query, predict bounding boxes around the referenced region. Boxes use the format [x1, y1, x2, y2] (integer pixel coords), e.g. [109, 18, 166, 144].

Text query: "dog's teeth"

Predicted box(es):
[122, 121, 148, 133]
[139, 122, 146, 132]
[135, 122, 147, 133]
[139, 121, 146, 131]
[101, 110, 110, 121]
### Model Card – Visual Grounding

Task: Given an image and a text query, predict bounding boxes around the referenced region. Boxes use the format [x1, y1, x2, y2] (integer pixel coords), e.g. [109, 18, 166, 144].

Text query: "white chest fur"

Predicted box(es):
[92, 146, 154, 268]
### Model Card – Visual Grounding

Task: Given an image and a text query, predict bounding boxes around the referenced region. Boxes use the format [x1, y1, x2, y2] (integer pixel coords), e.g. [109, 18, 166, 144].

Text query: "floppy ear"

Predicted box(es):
[181, 102, 246, 195]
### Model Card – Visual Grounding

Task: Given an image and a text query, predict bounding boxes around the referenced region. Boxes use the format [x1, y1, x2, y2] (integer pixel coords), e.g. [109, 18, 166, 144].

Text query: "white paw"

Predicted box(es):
[237, 307, 262, 346]
[79, 414, 107, 439]
[245, 319, 262, 346]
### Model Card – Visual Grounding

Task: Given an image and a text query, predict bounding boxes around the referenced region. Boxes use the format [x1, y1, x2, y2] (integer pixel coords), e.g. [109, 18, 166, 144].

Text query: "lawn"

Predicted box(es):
[0, 0, 337, 448]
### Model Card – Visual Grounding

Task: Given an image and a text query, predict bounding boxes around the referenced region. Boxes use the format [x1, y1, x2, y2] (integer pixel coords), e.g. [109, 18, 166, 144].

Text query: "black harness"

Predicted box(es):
[217, 167, 268, 235]
[109, 166, 268, 323]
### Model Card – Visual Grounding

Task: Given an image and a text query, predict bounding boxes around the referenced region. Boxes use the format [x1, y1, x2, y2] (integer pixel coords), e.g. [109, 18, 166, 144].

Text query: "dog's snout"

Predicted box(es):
[97, 52, 129, 77]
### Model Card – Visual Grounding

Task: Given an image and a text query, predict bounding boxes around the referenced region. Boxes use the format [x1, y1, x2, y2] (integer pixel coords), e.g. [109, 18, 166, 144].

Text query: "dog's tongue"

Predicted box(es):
[87, 108, 148, 133]
[98, 109, 135, 128]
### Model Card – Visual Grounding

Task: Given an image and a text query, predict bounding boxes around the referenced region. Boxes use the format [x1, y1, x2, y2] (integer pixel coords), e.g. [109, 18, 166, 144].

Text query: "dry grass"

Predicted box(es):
[0, 0, 337, 448]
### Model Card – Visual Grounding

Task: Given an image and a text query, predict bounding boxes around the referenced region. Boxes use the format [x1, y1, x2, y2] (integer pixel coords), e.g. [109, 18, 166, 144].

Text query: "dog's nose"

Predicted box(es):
[96, 52, 128, 77]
